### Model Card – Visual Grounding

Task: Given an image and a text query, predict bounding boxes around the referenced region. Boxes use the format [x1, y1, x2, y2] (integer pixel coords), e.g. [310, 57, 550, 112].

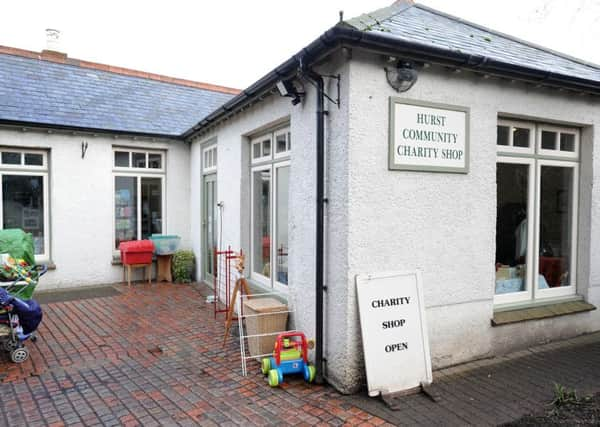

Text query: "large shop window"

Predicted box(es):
[495, 120, 579, 305]
[113, 149, 165, 250]
[250, 127, 290, 289]
[0, 149, 49, 260]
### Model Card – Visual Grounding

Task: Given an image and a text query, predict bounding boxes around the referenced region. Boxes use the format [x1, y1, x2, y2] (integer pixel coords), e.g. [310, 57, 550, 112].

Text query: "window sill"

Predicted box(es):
[492, 298, 596, 326]
[246, 277, 288, 304]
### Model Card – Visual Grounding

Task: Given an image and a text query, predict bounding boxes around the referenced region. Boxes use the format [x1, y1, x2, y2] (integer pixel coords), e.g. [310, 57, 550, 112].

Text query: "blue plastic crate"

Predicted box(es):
[149, 235, 181, 255]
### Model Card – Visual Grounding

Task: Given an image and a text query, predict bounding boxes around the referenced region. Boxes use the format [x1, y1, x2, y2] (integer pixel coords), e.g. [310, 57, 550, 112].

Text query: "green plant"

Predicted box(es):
[551, 383, 580, 407]
[172, 250, 195, 283]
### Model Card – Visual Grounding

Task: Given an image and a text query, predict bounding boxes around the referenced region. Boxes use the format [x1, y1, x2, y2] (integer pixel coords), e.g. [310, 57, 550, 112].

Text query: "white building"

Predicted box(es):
[2, 2, 600, 394]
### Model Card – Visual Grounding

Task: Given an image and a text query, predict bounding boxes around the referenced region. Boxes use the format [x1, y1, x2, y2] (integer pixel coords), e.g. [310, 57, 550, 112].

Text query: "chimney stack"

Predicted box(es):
[42, 28, 67, 60]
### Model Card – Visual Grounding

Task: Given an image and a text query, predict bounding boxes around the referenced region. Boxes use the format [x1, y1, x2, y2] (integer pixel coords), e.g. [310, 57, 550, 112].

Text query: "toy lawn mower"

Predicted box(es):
[261, 331, 316, 387]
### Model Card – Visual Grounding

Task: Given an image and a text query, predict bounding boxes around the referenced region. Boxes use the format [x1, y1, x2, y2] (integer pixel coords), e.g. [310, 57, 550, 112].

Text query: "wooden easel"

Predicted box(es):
[223, 255, 251, 346]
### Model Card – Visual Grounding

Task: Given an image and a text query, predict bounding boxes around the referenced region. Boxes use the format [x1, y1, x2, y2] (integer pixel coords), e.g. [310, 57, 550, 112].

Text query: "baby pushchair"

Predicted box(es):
[0, 265, 46, 363]
[0, 229, 47, 363]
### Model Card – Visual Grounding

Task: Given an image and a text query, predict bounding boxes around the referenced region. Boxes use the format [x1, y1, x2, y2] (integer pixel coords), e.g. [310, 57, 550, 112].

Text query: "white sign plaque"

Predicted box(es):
[356, 270, 432, 397]
[389, 98, 469, 173]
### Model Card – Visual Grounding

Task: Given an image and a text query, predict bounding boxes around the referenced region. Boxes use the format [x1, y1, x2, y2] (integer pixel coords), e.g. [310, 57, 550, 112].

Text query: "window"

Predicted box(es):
[113, 148, 165, 250]
[495, 121, 579, 305]
[0, 149, 49, 260]
[250, 127, 290, 289]
[203, 145, 217, 173]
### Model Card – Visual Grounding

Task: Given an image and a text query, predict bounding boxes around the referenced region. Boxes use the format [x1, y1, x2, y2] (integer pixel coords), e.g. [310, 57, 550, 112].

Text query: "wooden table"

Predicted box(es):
[123, 263, 152, 287]
[156, 254, 173, 282]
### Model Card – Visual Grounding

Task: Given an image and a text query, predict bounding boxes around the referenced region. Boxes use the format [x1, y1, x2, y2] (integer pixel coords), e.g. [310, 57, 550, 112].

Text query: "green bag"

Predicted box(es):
[0, 229, 35, 268]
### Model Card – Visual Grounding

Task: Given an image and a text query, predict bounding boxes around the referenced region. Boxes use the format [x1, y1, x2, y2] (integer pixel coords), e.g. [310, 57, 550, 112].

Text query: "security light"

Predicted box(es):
[276, 79, 305, 105]
[385, 61, 418, 92]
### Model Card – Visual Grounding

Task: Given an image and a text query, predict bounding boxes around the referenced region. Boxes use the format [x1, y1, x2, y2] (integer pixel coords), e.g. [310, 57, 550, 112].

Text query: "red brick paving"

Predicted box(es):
[0, 283, 387, 426]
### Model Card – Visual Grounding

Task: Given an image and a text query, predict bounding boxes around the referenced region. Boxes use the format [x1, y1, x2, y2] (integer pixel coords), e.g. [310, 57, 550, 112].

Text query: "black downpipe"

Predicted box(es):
[305, 69, 326, 384]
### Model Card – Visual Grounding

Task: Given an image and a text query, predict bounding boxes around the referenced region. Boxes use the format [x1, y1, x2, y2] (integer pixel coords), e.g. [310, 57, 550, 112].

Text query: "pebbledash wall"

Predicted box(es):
[336, 50, 600, 392]
[0, 127, 191, 290]
[190, 48, 600, 394]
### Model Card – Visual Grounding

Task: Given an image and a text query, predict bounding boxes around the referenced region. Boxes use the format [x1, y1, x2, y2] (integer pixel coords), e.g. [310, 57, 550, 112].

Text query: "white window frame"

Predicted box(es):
[537, 125, 579, 159]
[496, 120, 535, 155]
[250, 164, 272, 288]
[272, 161, 290, 291]
[495, 122, 579, 306]
[0, 149, 50, 262]
[273, 128, 291, 159]
[113, 148, 166, 253]
[202, 144, 217, 174]
[494, 156, 535, 305]
[534, 159, 579, 300]
[249, 126, 291, 291]
[113, 148, 165, 172]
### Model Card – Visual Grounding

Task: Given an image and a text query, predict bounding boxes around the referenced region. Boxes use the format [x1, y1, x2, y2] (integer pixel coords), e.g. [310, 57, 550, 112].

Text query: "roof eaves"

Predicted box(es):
[0, 119, 183, 141]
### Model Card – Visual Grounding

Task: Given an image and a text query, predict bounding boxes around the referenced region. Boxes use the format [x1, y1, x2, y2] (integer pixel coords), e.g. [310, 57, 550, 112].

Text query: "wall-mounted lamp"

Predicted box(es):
[385, 61, 418, 92]
[81, 141, 88, 159]
[276, 79, 305, 105]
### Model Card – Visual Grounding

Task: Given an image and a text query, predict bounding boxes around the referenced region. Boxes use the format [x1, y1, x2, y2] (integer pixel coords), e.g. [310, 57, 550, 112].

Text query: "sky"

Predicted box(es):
[0, 0, 599, 89]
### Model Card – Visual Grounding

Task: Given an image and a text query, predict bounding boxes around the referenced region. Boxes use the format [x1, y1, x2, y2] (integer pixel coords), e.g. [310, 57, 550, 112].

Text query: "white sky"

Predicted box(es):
[1, 0, 599, 89]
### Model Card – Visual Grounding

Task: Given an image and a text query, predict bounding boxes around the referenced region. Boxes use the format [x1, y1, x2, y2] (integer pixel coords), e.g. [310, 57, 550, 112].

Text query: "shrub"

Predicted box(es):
[172, 250, 195, 283]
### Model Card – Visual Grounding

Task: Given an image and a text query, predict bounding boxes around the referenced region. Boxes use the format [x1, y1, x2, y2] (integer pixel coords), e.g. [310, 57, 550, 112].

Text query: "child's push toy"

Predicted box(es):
[261, 331, 316, 387]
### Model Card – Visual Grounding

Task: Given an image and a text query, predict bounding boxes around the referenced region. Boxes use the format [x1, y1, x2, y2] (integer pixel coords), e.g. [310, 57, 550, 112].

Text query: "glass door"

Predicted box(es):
[203, 173, 218, 282]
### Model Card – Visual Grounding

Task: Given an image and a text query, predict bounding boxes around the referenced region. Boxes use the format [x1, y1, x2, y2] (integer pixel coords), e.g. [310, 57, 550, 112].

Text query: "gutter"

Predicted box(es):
[182, 24, 600, 140]
[0, 119, 182, 141]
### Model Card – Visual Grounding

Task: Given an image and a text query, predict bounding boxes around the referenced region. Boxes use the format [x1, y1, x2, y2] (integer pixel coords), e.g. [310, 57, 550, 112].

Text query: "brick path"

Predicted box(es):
[0, 283, 385, 426]
[1, 282, 600, 426]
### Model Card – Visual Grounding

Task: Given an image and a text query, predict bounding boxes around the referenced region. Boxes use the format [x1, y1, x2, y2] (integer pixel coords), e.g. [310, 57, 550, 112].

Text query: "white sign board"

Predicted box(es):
[356, 270, 432, 397]
[389, 98, 469, 173]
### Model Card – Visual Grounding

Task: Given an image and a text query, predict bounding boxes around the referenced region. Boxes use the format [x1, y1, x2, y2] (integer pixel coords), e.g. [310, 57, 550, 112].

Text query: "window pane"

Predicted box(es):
[115, 151, 129, 167]
[513, 128, 530, 148]
[115, 176, 137, 249]
[132, 152, 146, 168]
[539, 166, 573, 288]
[2, 175, 44, 255]
[205, 179, 217, 276]
[288, 132, 291, 151]
[497, 126, 509, 146]
[2, 152, 21, 165]
[495, 163, 529, 295]
[252, 169, 271, 277]
[24, 153, 43, 166]
[276, 134, 287, 153]
[148, 153, 162, 169]
[141, 177, 162, 239]
[541, 131, 557, 150]
[253, 143, 261, 159]
[560, 133, 575, 152]
[262, 139, 271, 157]
[213, 149, 217, 167]
[276, 166, 289, 285]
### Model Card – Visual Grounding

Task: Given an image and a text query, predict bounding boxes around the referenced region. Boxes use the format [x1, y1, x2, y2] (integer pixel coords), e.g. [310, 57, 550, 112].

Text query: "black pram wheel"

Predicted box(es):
[10, 347, 29, 363]
[30, 335, 37, 342]
[2, 340, 17, 352]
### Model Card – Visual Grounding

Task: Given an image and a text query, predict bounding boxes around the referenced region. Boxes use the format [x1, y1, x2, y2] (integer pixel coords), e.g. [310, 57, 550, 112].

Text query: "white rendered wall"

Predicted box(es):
[0, 128, 191, 290]
[329, 50, 600, 393]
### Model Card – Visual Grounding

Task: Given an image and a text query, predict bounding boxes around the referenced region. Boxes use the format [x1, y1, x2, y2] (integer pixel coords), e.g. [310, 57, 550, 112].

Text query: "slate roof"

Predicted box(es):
[0, 50, 236, 136]
[346, 2, 600, 83]
[184, 1, 600, 139]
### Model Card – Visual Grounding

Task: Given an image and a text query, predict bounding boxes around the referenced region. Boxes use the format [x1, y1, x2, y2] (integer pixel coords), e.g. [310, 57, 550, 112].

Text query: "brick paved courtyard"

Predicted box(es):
[0, 283, 385, 426]
[1, 282, 600, 426]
